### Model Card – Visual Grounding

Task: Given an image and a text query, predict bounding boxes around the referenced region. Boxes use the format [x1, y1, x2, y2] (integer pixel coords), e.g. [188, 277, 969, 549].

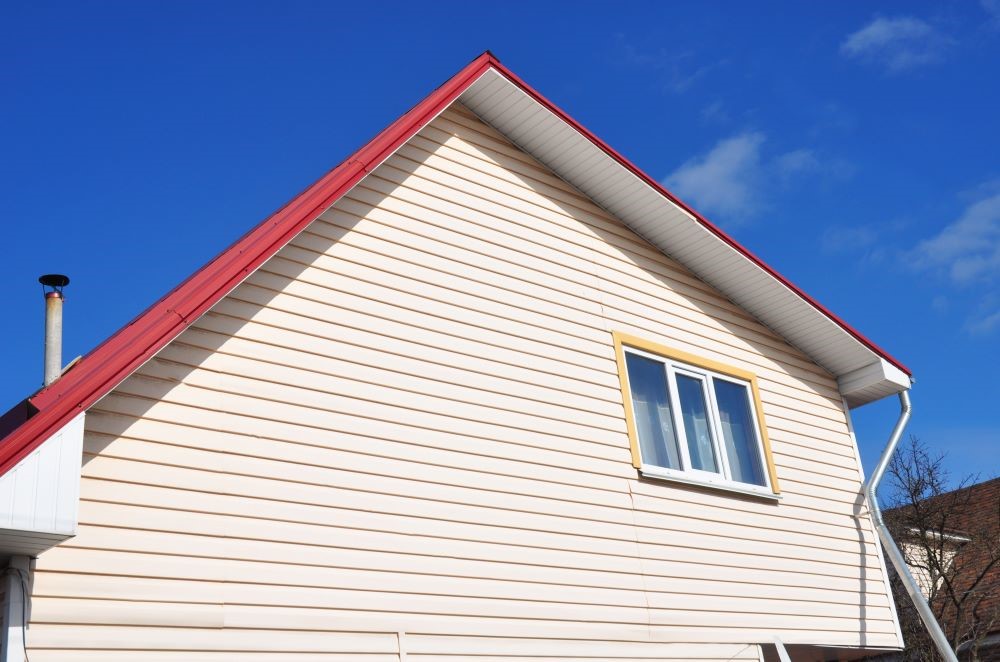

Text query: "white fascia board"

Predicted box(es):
[906, 527, 972, 544]
[0, 412, 83, 543]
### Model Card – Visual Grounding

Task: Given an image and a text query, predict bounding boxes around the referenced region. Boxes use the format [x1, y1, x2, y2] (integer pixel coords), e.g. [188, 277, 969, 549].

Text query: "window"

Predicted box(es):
[613, 332, 779, 497]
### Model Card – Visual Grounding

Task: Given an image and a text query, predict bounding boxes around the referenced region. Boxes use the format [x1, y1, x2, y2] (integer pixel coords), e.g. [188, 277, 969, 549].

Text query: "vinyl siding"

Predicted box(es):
[27, 103, 897, 658]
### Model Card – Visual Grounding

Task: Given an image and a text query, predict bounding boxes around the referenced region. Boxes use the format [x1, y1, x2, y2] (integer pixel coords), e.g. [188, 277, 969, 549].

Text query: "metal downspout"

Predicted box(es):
[863, 390, 958, 662]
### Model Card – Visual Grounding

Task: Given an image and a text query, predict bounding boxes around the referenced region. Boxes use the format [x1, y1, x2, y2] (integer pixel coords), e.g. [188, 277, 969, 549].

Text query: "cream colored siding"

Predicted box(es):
[28, 104, 896, 658]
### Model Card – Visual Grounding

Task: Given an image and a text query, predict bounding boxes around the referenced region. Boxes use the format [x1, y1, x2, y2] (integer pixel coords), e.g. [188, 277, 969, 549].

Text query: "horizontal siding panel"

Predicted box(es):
[80, 455, 643, 553]
[81, 435, 633, 515]
[297, 218, 601, 326]
[74, 488, 884, 585]
[418, 122, 569, 192]
[80, 460, 876, 576]
[79, 453, 641, 542]
[331, 182, 840, 398]
[65, 518, 890, 607]
[396, 122, 828, 352]
[29, 654, 396, 662]
[109, 371, 626, 457]
[172, 325, 623, 420]
[150, 343, 625, 437]
[85, 408, 866, 524]
[82, 407, 873, 544]
[767, 432, 860, 469]
[32, 597, 224, 628]
[82, 438, 879, 551]
[35, 550, 891, 632]
[401, 133, 710, 295]
[248, 268, 613, 372]
[350, 160, 820, 367]
[84, 410, 631, 491]
[72, 492, 884, 601]
[286, 233, 604, 335]
[408, 636, 760, 658]
[27, 624, 398, 652]
[230, 279, 616, 388]
[207, 297, 620, 402]
[332, 177, 792, 366]
[95, 390, 628, 467]
[73, 463, 880, 573]
[266, 247, 609, 349]
[73, 492, 889, 592]
[39, 538, 889, 603]
[341, 167, 716, 327]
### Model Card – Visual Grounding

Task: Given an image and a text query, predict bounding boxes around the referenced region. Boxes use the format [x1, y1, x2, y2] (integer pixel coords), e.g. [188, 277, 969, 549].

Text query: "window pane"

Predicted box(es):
[713, 379, 765, 486]
[676, 374, 719, 473]
[625, 353, 681, 469]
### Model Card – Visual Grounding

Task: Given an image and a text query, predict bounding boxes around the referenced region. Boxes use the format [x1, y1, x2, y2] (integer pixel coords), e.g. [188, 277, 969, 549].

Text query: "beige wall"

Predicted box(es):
[25, 104, 898, 659]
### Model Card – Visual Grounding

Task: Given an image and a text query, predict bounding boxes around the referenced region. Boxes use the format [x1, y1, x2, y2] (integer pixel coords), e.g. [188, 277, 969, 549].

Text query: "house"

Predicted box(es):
[888, 477, 1000, 660]
[0, 52, 917, 661]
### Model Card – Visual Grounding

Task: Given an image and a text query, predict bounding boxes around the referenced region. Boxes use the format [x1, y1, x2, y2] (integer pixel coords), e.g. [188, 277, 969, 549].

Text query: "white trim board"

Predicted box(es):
[0, 412, 84, 556]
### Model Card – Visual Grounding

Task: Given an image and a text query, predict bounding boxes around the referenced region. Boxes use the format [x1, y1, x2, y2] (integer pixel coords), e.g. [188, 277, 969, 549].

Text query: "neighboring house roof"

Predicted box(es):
[889, 477, 1000, 651]
[0, 51, 912, 479]
[931, 478, 1000, 623]
[958, 478, 1000, 622]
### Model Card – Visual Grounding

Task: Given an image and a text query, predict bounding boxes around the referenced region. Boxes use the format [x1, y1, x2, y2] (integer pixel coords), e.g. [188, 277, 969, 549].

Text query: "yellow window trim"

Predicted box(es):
[612, 331, 780, 494]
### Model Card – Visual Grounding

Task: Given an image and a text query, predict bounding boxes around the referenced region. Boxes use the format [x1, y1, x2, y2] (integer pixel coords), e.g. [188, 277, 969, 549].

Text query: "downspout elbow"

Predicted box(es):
[863, 390, 911, 524]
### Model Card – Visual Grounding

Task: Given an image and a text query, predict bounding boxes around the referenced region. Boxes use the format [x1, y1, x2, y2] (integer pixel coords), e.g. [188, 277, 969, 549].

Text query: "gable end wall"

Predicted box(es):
[25, 104, 899, 659]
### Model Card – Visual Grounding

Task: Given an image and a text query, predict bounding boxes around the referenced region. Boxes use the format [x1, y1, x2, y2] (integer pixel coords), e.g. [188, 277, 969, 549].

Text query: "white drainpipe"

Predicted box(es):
[863, 390, 958, 662]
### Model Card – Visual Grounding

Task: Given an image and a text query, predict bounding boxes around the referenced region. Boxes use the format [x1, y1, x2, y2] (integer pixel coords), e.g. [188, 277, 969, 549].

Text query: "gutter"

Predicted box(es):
[863, 390, 958, 662]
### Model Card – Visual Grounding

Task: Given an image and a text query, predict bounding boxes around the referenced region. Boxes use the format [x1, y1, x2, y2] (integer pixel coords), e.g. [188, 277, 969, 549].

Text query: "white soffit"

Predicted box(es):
[459, 69, 909, 407]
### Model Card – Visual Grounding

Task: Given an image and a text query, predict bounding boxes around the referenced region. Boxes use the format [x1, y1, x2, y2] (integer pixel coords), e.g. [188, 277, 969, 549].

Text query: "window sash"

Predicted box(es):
[622, 345, 773, 495]
[670, 366, 721, 477]
[712, 374, 767, 487]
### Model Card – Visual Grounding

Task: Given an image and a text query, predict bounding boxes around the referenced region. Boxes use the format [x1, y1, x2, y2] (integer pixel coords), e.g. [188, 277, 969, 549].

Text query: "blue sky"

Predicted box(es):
[2, 1, 997, 485]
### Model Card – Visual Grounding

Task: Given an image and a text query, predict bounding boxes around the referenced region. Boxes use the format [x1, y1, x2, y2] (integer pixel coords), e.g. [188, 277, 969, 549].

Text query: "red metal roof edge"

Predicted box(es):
[0, 52, 496, 477]
[483, 60, 910, 378]
[0, 50, 909, 478]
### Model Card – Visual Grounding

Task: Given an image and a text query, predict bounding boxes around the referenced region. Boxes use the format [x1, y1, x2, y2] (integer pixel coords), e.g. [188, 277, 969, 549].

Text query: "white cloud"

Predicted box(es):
[774, 149, 820, 182]
[968, 306, 1000, 335]
[840, 16, 951, 73]
[909, 191, 1000, 284]
[664, 132, 767, 220]
[907, 183, 1000, 335]
[664, 135, 838, 225]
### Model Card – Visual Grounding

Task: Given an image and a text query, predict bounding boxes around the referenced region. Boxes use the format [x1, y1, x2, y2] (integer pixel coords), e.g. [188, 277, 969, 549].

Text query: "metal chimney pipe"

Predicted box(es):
[39, 274, 70, 387]
[43, 291, 63, 386]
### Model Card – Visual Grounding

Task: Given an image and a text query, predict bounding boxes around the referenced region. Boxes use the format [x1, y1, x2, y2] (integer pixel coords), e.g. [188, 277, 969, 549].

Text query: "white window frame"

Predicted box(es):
[621, 343, 778, 499]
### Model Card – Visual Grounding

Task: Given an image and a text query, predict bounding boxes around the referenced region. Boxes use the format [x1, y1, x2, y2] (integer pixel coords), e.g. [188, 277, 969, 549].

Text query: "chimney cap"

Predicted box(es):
[38, 274, 70, 288]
